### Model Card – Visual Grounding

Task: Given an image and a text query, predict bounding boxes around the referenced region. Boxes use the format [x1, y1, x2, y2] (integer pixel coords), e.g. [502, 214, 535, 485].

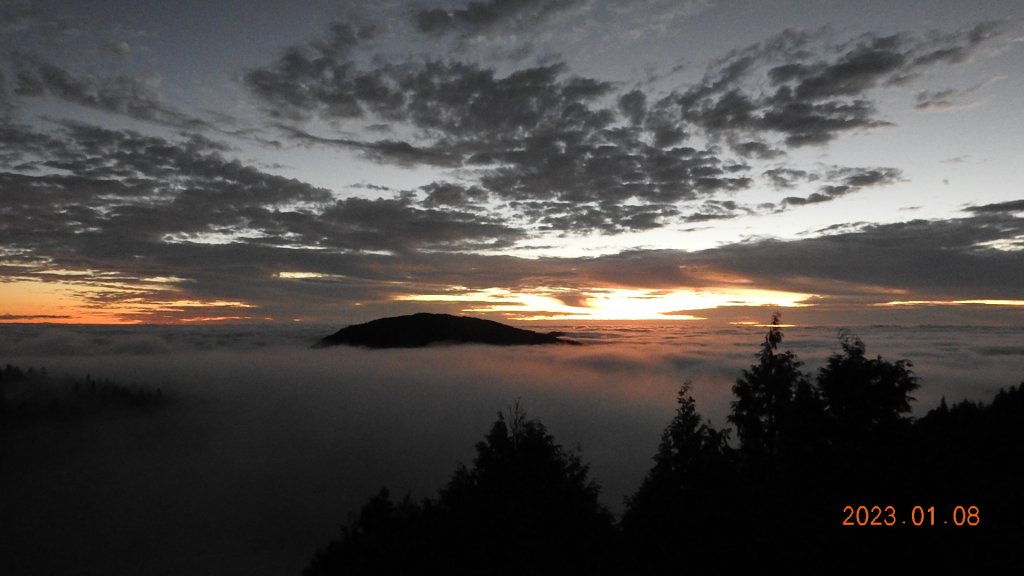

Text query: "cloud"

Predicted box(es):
[251, 56, 615, 143]
[915, 87, 959, 109]
[682, 199, 750, 222]
[97, 38, 133, 59]
[0, 335, 733, 573]
[914, 75, 1004, 111]
[2, 9, 1014, 322]
[8, 52, 213, 130]
[0, 1, 40, 33]
[0, 121, 530, 321]
[965, 199, 1024, 214]
[243, 21, 381, 122]
[315, 195, 525, 253]
[779, 167, 902, 207]
[420, 181, 490, 208]
[0, 123, 516, 260]
[475, 136, 754, 232]
[413, 0, 585, 37]
[275, 124, 463, 167]
[410, 210, 1024, 307]
[617, 89, 646, 125]
[240, 16, 994, 234]
[3, 116, 1021, 322]
[0, 313, 71, 320]
[763, 167, 812, 189]
[245, 29, 762, 232]
[5, 317, 1021, 575]
[679, 213, 1024, 300]
[1, 108, 1014, 323]
[0, 0, 76, 38]
[733, 140, 784, 159]
[678, 22, 1004, 147]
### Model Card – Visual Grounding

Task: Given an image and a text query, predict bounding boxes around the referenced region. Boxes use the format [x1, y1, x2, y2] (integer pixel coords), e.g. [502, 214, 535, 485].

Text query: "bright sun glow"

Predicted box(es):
[396, 286, 815, 320]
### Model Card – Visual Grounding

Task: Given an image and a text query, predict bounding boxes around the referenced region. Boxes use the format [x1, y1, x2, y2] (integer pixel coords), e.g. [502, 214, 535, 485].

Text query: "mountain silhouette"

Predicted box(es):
[313, 313, 580, 349]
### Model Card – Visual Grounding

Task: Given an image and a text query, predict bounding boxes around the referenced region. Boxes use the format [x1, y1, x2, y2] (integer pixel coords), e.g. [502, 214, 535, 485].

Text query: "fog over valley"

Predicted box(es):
[2, 322, 1021, 575]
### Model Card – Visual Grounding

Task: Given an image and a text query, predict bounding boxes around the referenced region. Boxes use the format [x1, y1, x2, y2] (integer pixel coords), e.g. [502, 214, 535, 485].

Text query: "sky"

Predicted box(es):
[1, 0, 1023, 325]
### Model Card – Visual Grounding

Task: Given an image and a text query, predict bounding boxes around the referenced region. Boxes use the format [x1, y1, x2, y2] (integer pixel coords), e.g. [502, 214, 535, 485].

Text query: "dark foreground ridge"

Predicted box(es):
[313, 312, 579, 349]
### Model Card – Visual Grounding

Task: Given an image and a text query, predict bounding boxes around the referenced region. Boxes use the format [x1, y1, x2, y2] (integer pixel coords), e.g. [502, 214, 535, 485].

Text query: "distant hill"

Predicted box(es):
[313, 313, 579, 349]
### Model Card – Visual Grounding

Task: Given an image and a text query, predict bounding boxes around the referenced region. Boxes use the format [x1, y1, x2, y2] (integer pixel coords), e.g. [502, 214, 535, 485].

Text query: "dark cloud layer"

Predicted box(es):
[606, 212, 1024, 301]
[966, 199, 1024, 214]
[375, 209, 1024, 308]
[0, 0, 76, 38]
[778, 167, 902, 207]
[247, 33, 753, 232]
[678, 22, 1002, 146]
[240, 16, 1001, 232]
[0, 122, 521, 255]
[9, 52, 212, 130]
[276, 124, 463, 167]
[3, 110, 1020, 321]
[414, 0, 584, 37]
[0, 121, 525, 320]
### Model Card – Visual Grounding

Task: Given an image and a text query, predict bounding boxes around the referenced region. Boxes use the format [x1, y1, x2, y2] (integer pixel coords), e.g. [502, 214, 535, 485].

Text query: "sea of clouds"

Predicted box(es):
[2, 322, 1021, 575]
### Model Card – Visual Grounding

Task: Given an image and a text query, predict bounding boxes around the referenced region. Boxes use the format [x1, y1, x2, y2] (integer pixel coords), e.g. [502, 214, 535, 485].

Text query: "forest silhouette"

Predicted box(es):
[0, 363, 164, 429]
[304, 316, 1024, 574]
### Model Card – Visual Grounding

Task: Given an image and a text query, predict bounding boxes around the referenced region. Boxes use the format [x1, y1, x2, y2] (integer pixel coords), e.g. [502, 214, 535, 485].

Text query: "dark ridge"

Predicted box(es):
[313, 312, 580, 349]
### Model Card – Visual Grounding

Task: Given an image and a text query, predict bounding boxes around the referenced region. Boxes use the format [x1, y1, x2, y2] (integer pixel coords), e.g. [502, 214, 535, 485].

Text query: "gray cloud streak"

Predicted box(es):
[414, 0, 585, 37]
[9, 52, 214, 131]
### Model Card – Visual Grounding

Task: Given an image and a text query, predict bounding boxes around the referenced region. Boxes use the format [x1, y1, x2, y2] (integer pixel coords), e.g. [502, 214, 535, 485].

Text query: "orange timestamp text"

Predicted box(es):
[842, 505, 980, 527]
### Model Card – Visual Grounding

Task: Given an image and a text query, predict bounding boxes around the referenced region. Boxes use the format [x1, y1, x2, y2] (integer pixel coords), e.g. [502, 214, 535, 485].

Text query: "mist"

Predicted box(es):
[2, 323, 1022, 575]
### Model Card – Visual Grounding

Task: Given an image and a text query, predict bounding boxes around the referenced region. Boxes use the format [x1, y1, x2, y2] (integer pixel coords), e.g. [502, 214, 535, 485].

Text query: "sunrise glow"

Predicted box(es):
[874, 300, 1024, 307]
[277, 272, 329, 279]
[0, 279, 256, 324]
[397, 287, 815, 320]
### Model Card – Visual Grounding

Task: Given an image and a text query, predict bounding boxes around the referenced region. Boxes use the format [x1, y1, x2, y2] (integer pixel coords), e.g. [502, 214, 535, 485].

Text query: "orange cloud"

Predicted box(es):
[0, 279, 256, 324]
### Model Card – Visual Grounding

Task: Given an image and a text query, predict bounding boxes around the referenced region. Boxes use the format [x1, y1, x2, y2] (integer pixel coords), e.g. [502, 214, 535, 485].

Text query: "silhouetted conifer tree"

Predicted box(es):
[729, 313, 808, 464]
[304, 332, 1024, 575]
[303, 489, 438, 575]
[817, 331, 918, 455]
[621, 382, 735, 569]
[305, 402, 616, 575]
[439, 402, 616, 575]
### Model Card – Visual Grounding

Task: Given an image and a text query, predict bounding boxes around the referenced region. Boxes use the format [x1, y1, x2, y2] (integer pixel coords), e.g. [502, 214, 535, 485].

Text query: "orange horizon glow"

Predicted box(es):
[729, 321, 799, 328]
[18, 275, 1020, 326]
[0, 279, 257, 325]
[874, 299, 1024, 307]
[396, 286, 816, 321]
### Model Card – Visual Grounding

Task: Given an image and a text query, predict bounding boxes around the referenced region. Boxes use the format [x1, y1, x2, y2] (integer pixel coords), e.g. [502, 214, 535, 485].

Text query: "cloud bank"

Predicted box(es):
[3, 322, 1022, 574]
